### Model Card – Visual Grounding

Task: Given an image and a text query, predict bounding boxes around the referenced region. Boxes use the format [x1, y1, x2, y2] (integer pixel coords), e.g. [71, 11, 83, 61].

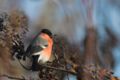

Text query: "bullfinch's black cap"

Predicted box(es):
[41, 29, 52, 38]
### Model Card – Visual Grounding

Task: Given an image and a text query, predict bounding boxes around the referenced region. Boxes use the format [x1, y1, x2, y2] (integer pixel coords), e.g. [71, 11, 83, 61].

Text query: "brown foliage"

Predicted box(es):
[0, 10, 28, 77]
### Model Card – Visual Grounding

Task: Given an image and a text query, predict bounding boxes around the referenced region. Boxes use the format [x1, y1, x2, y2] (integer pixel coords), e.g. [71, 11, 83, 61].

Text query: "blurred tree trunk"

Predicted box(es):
[83, 27, 103, 66]
[76, 26, 117, 80]
[77, 27, 103, 80]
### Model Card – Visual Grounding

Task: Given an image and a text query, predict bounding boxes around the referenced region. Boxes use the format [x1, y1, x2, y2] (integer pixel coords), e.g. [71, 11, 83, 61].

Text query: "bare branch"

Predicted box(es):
[0, 74, 26, 80]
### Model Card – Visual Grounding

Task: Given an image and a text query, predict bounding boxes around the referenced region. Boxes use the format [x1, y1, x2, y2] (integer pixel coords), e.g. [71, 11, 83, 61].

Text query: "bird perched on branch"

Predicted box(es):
[32, 29, 53, 63]
[25, 29, 54, 71]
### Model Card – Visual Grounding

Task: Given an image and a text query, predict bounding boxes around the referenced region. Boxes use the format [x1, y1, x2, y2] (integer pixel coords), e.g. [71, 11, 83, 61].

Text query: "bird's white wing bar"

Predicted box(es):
[32, 51, 42, 56]
[40, 44, 47, 49]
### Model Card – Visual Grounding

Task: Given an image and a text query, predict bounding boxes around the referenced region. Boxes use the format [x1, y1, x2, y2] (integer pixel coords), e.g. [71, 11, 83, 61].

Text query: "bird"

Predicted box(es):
[14, 29, 54, 71]
[25, 29, 54, 71]
[31, 29, 53, 63]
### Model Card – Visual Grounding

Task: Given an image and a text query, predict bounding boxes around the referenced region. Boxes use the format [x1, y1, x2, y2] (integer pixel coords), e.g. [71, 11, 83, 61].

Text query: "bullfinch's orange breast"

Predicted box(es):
[40, 33, 53, 61]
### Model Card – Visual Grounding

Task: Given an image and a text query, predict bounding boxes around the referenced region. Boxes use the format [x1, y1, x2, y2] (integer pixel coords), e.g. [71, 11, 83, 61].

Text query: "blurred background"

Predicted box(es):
[0, 0, 120, 78]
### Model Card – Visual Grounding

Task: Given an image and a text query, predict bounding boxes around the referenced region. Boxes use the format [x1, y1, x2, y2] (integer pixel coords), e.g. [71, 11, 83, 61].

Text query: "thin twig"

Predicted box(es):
[0, 75, 25, 80]
[17, 58, 31, 71]
[39, 64, 77, 75]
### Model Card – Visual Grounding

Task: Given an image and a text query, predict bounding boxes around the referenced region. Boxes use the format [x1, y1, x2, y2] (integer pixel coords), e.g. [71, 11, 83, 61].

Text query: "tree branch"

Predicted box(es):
[0, 74, 25, 80]
[39, 64, 77, 75]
